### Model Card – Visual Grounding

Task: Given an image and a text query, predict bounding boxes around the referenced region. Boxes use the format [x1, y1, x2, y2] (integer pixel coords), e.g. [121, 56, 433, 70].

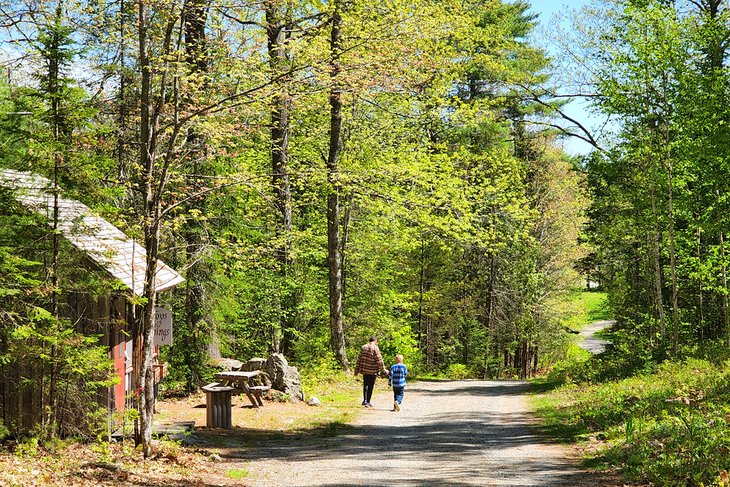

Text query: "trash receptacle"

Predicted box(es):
[202, 384, 235, 428]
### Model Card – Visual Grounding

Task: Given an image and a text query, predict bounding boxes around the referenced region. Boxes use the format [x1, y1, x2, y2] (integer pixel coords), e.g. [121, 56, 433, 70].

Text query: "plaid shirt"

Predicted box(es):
[389, 363, 407, 388]
[354, 342, 387, 376]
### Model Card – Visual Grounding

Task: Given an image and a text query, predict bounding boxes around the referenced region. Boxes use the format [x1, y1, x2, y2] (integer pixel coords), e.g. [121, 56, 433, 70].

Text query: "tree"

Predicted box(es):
[578, 0, 730, 358]
[326, 0, 347, 368]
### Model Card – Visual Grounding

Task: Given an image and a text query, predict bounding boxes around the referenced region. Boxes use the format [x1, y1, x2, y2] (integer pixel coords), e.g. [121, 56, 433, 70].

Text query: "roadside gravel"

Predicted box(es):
[238, 380, 612, 487]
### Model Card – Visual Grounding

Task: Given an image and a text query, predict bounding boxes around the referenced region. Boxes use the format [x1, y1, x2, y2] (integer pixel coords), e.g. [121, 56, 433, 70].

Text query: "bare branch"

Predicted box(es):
[216, 8, 264, 28]
[158, 64, 308, 133]
[513, 82, 605, 152]
[159, 175, 275, 220]
[524, 119, 606, 153]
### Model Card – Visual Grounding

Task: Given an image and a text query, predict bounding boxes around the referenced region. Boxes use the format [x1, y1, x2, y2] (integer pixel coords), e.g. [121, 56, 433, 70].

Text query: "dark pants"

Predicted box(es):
[393, 386, 405, 404]
[363, 374, 377, 403]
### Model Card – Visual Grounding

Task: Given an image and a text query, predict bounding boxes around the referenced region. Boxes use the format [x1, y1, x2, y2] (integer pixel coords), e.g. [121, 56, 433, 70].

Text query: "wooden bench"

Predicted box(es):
[246, 385, 271, 407]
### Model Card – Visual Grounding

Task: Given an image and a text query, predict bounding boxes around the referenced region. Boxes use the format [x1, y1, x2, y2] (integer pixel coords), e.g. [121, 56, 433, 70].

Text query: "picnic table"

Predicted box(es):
[214, 370, 271, 408]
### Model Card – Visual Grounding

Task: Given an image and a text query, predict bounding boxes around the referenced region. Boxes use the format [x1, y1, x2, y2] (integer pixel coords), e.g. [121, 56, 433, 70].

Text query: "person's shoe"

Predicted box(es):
[365, 402, 374, 407]
[394, 401, 400, 412]
[361, 400, 367, 406]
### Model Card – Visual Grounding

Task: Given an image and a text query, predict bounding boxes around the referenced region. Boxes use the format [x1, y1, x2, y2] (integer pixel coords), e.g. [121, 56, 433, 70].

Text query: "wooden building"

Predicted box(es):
[0, 169, 183, 433]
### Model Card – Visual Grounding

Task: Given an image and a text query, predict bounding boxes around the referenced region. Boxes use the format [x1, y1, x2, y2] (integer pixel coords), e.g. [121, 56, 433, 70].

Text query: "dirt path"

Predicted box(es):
[578, 320, 615, 354]
[231, 380, 606, 486]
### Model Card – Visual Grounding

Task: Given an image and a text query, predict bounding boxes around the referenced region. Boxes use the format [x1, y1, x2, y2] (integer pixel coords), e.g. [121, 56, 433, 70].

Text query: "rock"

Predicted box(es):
[209, 453, 222, 462]
[207, 338, 222, 360]
[306, 397, 321, 406]
[258, 371, 272, 387]
[241, 357, 267, 372]
[239, 357, 272, 386]
[265, 353, 288, 387]
[265, 353, 304, 402]
[210, 357, 243, 372]
[267, 389, 291, 402]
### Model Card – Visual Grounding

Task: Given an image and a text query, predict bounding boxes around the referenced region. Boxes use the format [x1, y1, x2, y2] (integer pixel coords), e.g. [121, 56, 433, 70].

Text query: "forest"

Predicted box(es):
[1, 0, 730, 484]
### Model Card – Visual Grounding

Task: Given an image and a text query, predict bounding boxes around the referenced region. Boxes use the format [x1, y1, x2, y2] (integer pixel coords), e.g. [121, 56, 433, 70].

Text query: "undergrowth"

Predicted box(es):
[534, 292, 730, 485]
[535, 347, 730, 486]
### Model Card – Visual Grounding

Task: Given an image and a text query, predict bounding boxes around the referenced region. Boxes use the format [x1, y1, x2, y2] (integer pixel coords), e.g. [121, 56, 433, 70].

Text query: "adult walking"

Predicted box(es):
[354, 336, 389, 407]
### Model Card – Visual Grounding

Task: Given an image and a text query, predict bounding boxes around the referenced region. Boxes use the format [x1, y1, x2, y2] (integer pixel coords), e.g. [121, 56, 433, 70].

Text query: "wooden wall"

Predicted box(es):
[0, 292, 131, 436]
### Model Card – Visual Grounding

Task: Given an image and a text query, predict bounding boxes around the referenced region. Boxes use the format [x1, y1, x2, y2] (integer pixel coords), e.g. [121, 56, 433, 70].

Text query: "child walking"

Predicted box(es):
[389, 354, 408, 412]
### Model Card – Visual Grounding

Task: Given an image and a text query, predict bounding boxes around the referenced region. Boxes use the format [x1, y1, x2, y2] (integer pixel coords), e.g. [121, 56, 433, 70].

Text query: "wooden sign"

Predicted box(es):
[154, 307, 173, 346]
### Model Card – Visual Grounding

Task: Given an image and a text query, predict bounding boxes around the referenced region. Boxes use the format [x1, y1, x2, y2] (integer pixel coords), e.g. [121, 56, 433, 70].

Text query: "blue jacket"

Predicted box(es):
[389, 363, 408, 388]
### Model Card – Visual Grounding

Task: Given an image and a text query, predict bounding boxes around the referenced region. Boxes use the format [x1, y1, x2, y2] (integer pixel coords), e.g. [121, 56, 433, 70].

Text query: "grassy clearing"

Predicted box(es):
[561, 290, 611, 332]
[533, 342, 730, 485]
[291, 369, 363, 433]
[547, 290, 609, 379]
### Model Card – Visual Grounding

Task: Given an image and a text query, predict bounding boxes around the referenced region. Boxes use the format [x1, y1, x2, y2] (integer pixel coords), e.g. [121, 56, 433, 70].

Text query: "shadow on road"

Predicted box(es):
[413, 380, 531, 399]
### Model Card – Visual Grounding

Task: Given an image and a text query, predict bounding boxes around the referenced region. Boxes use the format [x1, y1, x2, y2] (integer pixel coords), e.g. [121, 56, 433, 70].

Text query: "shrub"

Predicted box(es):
[445, 363, 470, 379]
[0, 420, 9, 442]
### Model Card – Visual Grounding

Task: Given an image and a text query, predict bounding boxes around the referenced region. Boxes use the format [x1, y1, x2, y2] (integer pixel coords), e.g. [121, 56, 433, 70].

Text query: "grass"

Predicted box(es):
[290, 369, 365, 435]
[532, 356, 730, 486]
[534, 291, 730, 485]
[227, 468, 249, 480]
[561, 290, 611, 332]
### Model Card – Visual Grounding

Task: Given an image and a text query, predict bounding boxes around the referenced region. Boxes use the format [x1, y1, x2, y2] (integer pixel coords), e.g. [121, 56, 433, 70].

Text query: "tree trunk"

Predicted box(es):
[721, 233, 729, 345]
[327, 0, 347, 368]
[182, 0, 211, 391]
[341, 194, 353, 302]
[46, 0, 66, 438]
[696, 227, 704, 340]
[117, 0, 130, 182]
[650, 188, 666, 338]
[417, 237, 425, 348]
[485, 251, 496, 330]
[138, 241, 158, 459]
[520, 342, 528, 379]
[266, 0, 294, 354]
[664, 124, 680, 354]
[137, 0, 157, 456]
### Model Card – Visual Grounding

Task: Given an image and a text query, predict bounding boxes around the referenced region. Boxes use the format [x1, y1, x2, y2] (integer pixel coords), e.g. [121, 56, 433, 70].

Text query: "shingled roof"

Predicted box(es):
[0, 169, 184, 296]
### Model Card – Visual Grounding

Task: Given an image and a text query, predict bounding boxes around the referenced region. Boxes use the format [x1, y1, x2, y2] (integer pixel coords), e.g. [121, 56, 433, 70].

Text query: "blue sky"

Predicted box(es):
[527, 0, 596, 155]
[529, 0, 591, 25]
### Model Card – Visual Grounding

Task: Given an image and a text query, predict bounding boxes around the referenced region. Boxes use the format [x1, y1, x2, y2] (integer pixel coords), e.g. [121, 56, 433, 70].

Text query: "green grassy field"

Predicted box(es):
[561, 290, 611, 332]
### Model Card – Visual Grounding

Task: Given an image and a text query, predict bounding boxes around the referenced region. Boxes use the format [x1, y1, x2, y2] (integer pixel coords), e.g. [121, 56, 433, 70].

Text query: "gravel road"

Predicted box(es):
[239, 380, 608, 487]
[578, 320, 615, 354]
